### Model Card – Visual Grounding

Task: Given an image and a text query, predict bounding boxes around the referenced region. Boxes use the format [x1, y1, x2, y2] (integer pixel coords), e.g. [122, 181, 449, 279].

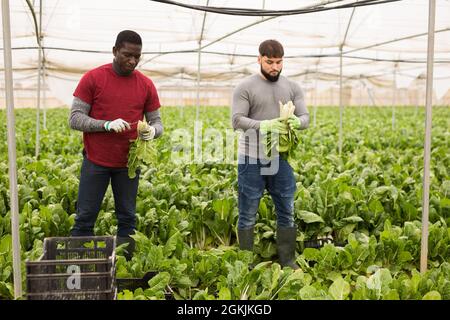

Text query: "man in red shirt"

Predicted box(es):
[69, 30, 163, 260]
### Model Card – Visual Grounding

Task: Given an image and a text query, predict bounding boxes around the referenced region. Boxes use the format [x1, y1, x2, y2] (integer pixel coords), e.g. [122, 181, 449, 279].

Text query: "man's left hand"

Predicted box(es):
[139, 125, 155, 140]
[287, 115, 301, 130]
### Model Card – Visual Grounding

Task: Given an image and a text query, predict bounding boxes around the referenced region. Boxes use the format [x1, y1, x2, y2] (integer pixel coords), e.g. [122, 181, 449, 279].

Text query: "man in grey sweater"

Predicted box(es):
[232, 39, 309, 269]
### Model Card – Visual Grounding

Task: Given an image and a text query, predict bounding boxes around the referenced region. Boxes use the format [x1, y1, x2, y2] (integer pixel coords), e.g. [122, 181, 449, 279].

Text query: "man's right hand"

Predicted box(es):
[260, 118, 288, 135]
[139, 125, 156, 141]
[104, 119, 131, 133]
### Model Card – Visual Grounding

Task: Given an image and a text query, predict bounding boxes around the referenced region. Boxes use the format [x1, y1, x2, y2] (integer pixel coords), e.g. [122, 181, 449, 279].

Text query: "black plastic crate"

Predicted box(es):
[26, 236, 116, 300]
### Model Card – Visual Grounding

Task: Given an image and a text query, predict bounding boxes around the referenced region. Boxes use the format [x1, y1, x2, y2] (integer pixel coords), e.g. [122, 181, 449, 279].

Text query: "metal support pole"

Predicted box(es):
[313, 78, 317, 128]
[40, 0, 46, 130]
[2, 0, 23, 299]
[337, 8, 354, 155]
[196, 47, 201, 120]
[261, 0, 265, 21]
[36, 43, 42, 157]
[43, 62, 46, 129]
[35, 0, 43, 157]
[196, 0, 209, 121]
[420, 0, 436, 274]
[180, 70, 184, 119]
[392, 64, 397, 130]
[338, 47, 343, 155]
[313, 58, 320, 128]
[359, 79, 363, 119]
[414, 83, 419, 116]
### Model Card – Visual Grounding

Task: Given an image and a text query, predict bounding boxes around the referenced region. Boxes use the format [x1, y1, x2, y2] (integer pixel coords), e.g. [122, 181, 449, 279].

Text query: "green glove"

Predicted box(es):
[260, 118, 288, 135]
[287, 115, 302, 130]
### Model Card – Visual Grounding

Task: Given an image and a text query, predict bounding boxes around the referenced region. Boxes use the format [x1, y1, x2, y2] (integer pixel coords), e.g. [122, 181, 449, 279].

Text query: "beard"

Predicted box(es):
[261, 66, 281, 82]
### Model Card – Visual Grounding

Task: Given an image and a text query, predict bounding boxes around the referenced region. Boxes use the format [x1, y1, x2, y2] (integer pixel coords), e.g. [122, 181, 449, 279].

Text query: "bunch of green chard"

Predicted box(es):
[264, 101, 300, 161]
[127, 120, 156, 179]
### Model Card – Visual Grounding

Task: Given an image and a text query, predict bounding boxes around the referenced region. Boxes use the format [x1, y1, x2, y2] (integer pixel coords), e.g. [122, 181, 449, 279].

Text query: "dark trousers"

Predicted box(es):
[238, 155, 296, 229]
[70, 156, 139, 237]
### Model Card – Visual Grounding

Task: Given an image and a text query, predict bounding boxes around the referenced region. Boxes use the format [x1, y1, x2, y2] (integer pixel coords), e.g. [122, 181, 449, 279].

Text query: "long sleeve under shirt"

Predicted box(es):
[232, 74, 309, 159]
[69, 96, 163, 137]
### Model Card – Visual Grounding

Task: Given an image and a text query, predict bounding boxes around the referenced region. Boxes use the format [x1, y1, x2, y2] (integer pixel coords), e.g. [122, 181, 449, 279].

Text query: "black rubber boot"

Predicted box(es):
[277, 226, 300, 270]
[238, 227, 254, 251]
[117, 236, 136, 261]
[238, 227, 257, 270]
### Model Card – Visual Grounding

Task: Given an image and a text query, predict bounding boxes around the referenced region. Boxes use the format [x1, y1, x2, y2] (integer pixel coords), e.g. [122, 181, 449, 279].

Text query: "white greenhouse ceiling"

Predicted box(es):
[1, 0, 450, 106]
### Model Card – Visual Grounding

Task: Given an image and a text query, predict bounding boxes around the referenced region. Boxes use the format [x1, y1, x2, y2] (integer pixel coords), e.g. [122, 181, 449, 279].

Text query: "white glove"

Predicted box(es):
[139, 125, 155, 140]
[104, 119, 130, 133]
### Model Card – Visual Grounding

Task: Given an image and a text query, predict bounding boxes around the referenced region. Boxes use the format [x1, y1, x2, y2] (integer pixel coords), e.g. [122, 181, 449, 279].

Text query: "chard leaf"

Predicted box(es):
[299, 210, 324, 223]
[367, 268, 393, 298]
[383, 289, 400, 300]
[218, 287, 231, 300]
[422, 291, 441, 300]
[341, 216, 364, 223]
[127, 138, 156, 179]
[299, 285, 321, 300]
[163, 231, 180, 256]
[329, 277, 350, 300]
[118, 290, 134, 300]
[148, 272, 171, 292]
[302, 248, 319, 260]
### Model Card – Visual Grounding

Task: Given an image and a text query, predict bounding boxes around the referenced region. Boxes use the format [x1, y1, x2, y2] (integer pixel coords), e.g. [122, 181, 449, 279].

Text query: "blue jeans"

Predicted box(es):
[71, 156, 139, 237]
[237, 155, 296, 229]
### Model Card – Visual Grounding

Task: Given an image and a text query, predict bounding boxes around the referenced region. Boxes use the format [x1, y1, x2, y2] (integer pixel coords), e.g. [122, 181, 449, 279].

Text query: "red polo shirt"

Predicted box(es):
[73, 63, 160, 167]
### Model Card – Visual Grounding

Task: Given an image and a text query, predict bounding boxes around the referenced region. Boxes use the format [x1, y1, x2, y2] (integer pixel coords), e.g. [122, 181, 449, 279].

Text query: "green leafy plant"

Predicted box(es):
[127, 120, 157, 179]
[264, 101, 301, 161]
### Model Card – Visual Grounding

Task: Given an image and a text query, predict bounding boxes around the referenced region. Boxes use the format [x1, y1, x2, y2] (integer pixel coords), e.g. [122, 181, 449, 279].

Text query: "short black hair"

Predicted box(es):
[259, 39, 284, 58]
[115, 30, 142, 48]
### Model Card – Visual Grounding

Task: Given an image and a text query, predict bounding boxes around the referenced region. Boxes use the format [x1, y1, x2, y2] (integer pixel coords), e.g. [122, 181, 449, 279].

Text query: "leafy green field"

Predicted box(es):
[0, 106, 449, 300]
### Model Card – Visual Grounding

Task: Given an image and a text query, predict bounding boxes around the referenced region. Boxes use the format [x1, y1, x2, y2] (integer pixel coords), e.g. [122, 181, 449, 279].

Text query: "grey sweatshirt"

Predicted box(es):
[232, 73, 309, 159]
[69, 96, 163, 137]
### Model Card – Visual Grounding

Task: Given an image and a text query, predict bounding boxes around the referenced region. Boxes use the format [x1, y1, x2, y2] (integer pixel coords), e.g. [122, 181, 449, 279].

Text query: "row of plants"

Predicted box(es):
[0, 106, 448, 299]
[112, 216, 449, 300]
